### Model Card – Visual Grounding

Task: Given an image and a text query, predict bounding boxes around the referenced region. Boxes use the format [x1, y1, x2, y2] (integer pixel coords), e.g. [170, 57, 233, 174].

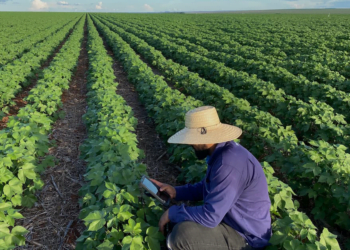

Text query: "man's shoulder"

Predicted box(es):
[221, 141, 249, 164]
[210, 141, 249, 168]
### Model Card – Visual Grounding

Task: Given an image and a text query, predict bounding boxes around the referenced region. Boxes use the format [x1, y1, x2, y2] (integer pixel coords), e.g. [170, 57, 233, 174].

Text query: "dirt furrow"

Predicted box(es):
[16, 21, 88, 250]
[102, 40, 179, 186]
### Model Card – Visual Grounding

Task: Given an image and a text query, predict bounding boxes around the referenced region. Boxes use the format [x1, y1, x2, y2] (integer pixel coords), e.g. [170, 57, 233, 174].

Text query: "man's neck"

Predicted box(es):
[208, 144, 218, 156]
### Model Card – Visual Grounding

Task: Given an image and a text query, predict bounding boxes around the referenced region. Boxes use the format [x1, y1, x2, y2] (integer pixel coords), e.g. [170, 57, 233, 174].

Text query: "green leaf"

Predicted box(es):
[83, 211, 106, 232]
[3, 226, 28, 247]
[83, 192, 97, 206]
[105, 182, 120, 192]
[97, 240, 114, 250]
[319, 228, 341, 250]
[145, 226, 164, 250]
[275, 216, 293, 229]
[269, 229, 290, 245]
[0, 224, 11, 239]
[110, 227, 124, 240]
[305, 244, 318, 250]
[21, 162, 37, 180]
[145, 235, 160, 250]
[146, 226, 163, 239]
[3, 178, 23, 199]
[122, 235, 144, 250]
[107, 216, 118, 228]
[22, 194, 37, 207]
[122, 192, 136, 203]
[0, 168, 15, 184]
[18, 169, 26, 183]
[136, 218, 150, 232]
[136, 209, 145, 219]
[11, 226, 28, 236]
[300, 229, 308, 240]
[123, 219, 142, 236]
[0, 203, 12, 212]
[117, 205, 134, 222]
[103, 189, 115, 199]
[283, 239, 303, 250]
[2, 157, 13, 167]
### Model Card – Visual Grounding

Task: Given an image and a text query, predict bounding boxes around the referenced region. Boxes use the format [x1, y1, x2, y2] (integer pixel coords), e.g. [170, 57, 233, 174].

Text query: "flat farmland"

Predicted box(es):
[0, 12, 349, 250]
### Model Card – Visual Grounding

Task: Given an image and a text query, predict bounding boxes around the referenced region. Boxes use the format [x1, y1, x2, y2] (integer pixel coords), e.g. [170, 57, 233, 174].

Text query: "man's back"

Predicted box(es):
[205, 141, 271, 248]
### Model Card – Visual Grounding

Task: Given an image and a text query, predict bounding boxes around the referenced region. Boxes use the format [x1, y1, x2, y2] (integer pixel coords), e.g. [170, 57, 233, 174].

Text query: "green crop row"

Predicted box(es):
[0, 13, 81, 47]
[0, 16, 85, 249]
[131, 22, 350, 99]
[0, 16, 82, 114]
[182, 14, 349, 60]
[94, 16, 350, 233]
[218, 23, 347, 55]
[110, 17, 350, 122]
[0, 15, 80, 67]
[91, 15, 341, 250]
[76, 16, 164, 250]
[291, 52, 350, 80]
[98, 16, 350, 148]
[107, 15, 350, 88]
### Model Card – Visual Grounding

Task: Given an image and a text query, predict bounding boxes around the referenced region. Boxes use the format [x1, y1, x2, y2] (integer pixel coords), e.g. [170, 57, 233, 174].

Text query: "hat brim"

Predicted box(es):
[167, 123, 242, 144]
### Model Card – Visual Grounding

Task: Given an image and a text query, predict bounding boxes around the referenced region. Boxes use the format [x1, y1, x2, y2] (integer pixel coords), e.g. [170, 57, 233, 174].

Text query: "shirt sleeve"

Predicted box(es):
[168, 164, 246, 228]
[174, 178, 204, 202]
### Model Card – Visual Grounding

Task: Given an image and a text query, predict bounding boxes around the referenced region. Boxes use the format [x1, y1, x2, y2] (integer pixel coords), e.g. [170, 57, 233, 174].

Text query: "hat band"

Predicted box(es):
[186, 122, 222, 133]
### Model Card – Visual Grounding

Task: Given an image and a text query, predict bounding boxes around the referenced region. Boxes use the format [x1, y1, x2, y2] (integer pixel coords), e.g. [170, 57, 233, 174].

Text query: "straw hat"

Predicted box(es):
[168, 106, 242, 144]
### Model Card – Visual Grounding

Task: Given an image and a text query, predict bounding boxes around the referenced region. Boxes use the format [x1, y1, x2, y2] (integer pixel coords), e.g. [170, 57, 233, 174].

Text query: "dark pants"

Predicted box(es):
[168, 221, 252, 250]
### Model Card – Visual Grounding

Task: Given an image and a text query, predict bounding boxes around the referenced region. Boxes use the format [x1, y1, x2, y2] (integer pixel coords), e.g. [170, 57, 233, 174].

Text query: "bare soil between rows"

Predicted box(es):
[16, 20, 88, 250]
[101, 35, 180, 187]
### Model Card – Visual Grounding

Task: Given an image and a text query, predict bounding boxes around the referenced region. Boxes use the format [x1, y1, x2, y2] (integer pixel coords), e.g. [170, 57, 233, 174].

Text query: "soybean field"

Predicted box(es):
[0, 12, 349, 250]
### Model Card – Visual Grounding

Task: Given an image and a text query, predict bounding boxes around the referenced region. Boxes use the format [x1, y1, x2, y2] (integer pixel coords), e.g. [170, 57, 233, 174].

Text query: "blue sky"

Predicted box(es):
[0, 0, 349, 12]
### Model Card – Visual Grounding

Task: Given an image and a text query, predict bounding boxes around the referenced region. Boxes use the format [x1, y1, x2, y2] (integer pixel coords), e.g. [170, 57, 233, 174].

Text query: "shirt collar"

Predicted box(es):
[206, 141, 230, 165]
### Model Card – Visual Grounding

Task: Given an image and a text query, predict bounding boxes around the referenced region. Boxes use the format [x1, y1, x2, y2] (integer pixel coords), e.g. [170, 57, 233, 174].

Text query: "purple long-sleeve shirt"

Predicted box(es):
[168, 141, 272, 248]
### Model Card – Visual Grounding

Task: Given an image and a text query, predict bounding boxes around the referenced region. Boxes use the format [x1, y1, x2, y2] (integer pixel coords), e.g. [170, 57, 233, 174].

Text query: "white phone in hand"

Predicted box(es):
[140, 175, 170, 206]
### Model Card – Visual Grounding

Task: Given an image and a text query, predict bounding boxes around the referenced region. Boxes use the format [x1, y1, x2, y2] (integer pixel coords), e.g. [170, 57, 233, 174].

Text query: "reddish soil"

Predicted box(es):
[102, 39, 180, 187]
[16, 21, 88, 250]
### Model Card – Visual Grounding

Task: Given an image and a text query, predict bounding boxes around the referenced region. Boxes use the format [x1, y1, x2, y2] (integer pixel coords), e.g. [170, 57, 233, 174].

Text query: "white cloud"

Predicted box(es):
[57, 1, 69, 5]
[95, 1, 102, 9]
[286, 0, 341, 9]
[30, 0, 49, 10]
[144, 3, 153, 11]
[54, 1, 81, 9]
[286, 1, 306, 8]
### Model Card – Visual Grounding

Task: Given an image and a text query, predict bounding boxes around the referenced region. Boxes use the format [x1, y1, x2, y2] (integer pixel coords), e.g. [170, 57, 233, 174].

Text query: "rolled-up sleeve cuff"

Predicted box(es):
[175, 186, 189, 201]
[168, 205, 181, 223]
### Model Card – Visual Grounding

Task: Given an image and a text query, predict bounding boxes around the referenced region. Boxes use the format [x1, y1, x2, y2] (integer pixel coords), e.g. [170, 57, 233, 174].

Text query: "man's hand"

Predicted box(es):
[150, 179, 176, 199]
[158, 209, 170, 235]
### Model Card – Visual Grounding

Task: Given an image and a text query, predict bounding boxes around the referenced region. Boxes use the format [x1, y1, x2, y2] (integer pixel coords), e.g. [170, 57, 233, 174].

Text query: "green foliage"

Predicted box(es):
[104, 17, 350, 147]
[91, 14, 342, 249]
[121, 18, 350, 122]
[96, 14, 350, 232]
[0, 16, 82, 111]
[0, 15, 85, 249]
[0, 14, 81, 67]
[77, 16, 165, 250]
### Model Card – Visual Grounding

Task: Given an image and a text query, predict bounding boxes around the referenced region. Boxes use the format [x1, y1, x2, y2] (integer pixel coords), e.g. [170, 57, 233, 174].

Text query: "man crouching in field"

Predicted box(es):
[151, 106, 271, 250]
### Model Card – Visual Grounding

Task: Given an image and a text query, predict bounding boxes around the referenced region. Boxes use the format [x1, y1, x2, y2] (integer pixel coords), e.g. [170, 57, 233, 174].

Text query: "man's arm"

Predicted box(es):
[168, 164, 245, 228]
[174, 178, 204, 202]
